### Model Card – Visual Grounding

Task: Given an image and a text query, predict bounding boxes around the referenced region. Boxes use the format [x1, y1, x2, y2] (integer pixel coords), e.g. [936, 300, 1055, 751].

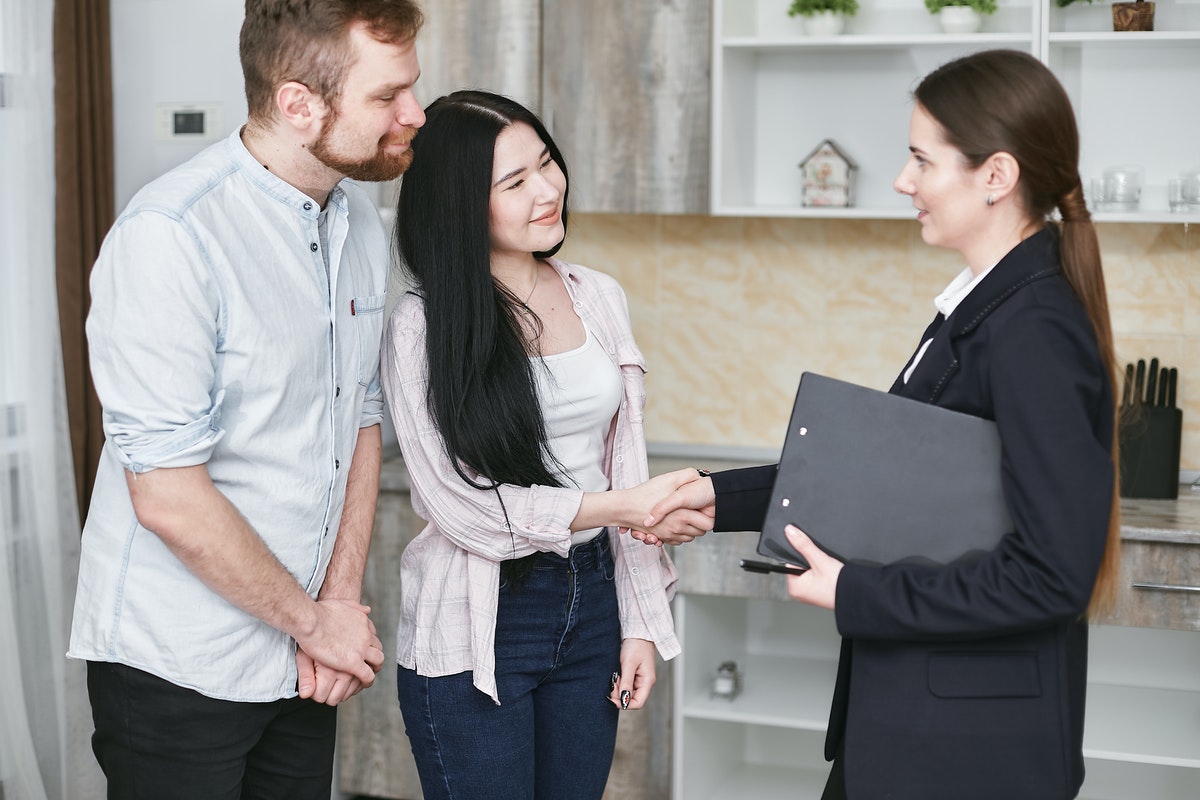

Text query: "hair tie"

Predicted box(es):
[1059, 181, 1091, 224]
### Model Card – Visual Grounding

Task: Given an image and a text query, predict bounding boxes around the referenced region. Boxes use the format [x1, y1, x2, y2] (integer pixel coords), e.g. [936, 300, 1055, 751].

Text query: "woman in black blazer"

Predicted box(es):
[640, 50, 1122, 800]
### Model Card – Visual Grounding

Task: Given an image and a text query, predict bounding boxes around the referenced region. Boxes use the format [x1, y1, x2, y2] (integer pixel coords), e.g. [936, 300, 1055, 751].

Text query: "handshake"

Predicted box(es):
[617, 467, 717, 547]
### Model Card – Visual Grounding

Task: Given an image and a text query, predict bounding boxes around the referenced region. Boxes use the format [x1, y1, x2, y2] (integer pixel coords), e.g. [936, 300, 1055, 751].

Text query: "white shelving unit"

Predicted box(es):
[673, 592, 1200, 800]
[672, 594, 840, 800]
[712, 0, 1200, 224]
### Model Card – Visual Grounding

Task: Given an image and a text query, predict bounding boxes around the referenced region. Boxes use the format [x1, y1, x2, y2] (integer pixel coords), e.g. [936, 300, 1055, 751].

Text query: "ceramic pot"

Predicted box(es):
[803, 11, 846, 36]
[937, 6, 983, 34]
[1112, 1, 1154, 31]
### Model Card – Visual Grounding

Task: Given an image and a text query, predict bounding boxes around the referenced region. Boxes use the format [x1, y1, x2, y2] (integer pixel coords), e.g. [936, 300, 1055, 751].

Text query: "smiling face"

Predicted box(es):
[488, 122, 567, 263]
[893, 103, 990, 257]
[309, 22, 425, 182]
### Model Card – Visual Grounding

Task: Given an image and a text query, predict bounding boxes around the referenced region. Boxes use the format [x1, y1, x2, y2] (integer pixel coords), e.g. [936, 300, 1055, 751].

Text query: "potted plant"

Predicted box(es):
[924, 0, 998, 34]
[1055, 0, 1155, 32]
[787, 0, 860, 36]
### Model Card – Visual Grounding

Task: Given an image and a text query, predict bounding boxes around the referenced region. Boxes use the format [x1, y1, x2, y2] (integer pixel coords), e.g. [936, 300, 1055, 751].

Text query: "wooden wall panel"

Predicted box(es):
[413, 0, 541, 111]
[541, 0, 710, 214]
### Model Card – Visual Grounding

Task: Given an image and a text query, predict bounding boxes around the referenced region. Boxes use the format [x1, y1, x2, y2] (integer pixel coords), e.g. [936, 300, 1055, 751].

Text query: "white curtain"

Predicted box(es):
[0, 0, 84, 798]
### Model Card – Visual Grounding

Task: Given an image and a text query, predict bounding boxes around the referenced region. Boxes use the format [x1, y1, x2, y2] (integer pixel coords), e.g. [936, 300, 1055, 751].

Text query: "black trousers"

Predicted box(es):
[86, 661, 336, 800]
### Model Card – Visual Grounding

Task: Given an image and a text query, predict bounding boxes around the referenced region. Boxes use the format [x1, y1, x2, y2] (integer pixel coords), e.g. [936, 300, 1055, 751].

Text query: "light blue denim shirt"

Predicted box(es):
[68, 128, 388, 702]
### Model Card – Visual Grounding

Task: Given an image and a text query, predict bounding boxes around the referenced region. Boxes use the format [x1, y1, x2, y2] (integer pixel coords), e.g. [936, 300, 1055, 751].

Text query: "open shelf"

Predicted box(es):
[714, 0, 1200, 223]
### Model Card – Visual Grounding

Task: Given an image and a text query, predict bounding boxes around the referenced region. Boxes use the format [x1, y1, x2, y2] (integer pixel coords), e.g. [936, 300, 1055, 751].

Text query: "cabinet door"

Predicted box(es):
[541, 0, 710, 214]
[412, 0, 541, 116]
[336, 490, 424, 798]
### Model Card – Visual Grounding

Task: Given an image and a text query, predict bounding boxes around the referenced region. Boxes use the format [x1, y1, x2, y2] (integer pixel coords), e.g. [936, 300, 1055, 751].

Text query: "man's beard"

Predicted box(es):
[310, 120, 417, 182]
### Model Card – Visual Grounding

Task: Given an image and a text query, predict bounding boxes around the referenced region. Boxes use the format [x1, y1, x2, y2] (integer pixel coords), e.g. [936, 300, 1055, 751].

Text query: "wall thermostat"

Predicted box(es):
[155, 103, 222, 141]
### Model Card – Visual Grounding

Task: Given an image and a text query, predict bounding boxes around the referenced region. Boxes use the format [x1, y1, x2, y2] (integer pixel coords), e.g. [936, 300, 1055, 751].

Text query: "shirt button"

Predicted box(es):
[615, 454, 624, 463]
[310, 242, 319, 252]
[335, 459, 341, 469]
[335, 386, 341, 398]
[574, 301, 582, 308]
[630, 567, 641, 576]
[303, 201, 313, 211]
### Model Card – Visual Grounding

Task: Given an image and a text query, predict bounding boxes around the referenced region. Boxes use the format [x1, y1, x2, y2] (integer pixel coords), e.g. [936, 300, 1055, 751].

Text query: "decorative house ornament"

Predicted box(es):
[799, 139, 857, 207]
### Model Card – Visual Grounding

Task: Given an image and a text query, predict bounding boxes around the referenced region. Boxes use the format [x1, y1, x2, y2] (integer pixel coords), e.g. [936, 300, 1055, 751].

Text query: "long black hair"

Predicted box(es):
[396, 89, 572, 539]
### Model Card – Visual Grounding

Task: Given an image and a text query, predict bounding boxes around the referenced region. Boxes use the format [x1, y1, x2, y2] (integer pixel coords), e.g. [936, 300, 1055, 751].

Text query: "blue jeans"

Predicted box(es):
[397, 532, 622, 800]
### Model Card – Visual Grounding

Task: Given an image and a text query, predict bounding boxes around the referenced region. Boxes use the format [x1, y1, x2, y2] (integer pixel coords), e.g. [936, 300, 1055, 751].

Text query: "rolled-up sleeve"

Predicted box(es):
[87, 211, 225, 472]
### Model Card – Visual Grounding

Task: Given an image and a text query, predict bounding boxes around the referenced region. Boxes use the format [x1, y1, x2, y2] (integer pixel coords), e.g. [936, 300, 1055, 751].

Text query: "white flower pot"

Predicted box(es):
[937, 6, 983, 34]
[804, 11, 846, 36]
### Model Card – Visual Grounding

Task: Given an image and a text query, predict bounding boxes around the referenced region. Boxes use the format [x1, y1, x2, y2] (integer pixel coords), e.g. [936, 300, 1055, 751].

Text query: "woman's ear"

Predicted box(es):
[982, 151, 1021, 203]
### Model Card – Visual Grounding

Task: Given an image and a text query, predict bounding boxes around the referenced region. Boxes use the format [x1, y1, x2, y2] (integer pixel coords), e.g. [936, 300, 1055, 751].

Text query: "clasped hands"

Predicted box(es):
[623, 468, 717, 546]
[625, 468, 843, 610]
[295, 597, 384, 707]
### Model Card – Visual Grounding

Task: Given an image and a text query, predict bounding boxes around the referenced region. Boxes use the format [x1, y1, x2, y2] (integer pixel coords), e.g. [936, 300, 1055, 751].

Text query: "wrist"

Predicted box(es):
[285, 595, 321, 642]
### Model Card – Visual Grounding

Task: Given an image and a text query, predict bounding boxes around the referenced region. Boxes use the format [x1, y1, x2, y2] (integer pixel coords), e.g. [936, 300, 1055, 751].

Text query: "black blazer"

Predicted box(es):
[712, 229, 1114, 799]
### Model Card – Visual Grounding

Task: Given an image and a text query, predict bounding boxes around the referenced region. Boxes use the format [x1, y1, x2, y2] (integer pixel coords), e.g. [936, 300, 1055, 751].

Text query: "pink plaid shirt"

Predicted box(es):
[382, 258, 679, 703]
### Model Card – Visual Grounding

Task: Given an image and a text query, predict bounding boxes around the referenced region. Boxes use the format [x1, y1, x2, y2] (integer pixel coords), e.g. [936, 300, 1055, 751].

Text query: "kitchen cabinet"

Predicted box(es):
[668, 500, 1200, 800]
[411, 0, 710, 215]
[711, 0, 1200, 224]
[541, 0, 710, 214]
[409, 0, 541, 111]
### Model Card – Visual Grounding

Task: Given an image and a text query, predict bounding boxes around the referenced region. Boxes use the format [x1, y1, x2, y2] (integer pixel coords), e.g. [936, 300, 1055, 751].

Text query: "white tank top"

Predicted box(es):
[533, 327, 622, 546]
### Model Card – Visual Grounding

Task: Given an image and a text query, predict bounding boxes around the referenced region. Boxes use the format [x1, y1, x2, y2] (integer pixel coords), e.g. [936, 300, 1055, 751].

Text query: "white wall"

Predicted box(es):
[110, 0, 246, 209]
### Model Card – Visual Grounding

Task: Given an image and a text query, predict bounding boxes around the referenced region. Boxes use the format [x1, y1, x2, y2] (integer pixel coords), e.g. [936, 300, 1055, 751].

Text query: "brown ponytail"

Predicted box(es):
[915, 50, 1121, 616]
[1058, 182, 1121, 615]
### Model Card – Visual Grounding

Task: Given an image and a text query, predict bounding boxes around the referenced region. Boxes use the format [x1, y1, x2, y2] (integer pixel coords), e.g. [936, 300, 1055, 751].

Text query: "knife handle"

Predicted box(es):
[1168, 367, 1178, 408]
[1122, 363, 1133, 406]
[1156, 367, 1169, 406]
[1145, 358, 1159, 405]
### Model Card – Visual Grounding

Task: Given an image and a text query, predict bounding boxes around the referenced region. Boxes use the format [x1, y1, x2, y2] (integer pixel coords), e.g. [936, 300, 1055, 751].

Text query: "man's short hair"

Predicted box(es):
[240, 0, 424, 124]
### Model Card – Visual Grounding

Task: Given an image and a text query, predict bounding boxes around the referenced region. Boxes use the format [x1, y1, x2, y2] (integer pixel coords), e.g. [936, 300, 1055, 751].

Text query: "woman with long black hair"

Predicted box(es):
[381, 90, 707, 800]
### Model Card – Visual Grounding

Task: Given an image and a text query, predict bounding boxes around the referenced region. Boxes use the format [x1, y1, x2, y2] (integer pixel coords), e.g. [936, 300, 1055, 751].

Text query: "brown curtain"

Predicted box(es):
[54, 0, 113, 522]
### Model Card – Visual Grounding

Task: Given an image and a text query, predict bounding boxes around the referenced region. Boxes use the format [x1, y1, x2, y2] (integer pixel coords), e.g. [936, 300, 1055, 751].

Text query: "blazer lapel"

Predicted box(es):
[892, 228, 1062, 405]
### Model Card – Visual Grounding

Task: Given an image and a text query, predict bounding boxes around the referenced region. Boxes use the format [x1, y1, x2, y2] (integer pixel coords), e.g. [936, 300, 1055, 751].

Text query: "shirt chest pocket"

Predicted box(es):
[351, 293, 387, 387]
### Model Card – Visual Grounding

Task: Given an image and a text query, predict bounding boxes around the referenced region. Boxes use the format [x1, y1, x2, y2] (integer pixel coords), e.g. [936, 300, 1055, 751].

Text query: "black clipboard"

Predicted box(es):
[758, 372, 1013, 568]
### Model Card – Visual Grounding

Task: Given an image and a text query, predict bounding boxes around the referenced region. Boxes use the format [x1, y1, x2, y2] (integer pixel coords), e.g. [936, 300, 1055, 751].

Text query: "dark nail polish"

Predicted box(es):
[620, 689, 631, 709]
[610, 672, 620, 692]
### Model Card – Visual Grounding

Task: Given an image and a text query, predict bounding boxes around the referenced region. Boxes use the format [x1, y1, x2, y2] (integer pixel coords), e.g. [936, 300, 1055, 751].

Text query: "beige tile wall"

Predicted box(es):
[559, 215, 1200, 470]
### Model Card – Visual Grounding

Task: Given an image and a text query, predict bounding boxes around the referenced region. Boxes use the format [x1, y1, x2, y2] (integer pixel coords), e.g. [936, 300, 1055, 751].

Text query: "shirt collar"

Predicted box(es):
[933, 261, 998, 320]
[227, 127, 345, 218]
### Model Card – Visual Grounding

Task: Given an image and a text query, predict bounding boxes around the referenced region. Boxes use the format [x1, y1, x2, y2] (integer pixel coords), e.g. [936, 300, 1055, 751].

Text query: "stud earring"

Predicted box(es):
[986, 194, 995, 206]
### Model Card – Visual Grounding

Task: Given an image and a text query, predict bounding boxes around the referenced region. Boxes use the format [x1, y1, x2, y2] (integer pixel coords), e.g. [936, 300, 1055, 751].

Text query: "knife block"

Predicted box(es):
[1118, 403, 1182, 499]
